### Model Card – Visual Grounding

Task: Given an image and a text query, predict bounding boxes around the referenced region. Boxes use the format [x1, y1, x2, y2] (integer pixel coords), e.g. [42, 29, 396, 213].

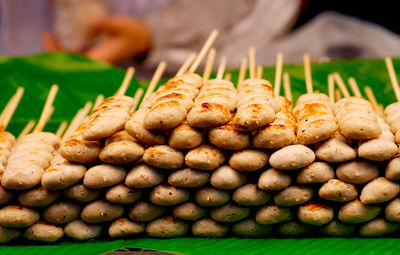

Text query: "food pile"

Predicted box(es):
[2, 31, 400, 244]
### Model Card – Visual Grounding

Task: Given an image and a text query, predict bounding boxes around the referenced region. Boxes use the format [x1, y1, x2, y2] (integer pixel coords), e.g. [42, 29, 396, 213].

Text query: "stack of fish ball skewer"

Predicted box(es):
[3, 34, 400, 243]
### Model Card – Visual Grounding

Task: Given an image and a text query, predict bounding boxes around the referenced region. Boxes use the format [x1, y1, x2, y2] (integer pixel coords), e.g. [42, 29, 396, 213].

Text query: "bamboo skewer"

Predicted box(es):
[328, 74, 335, 104]
[303, 54, 313, 94]
[0, 87, 25, 132]
[385, 57, 400, 102]
[16, 120, 36, 142]
[55, 121, 68, 138]
[62, 102, 93, 141]
[176, 53, 196, 76]
[224, 73, 231, 81]
[238, 58, 248, 86]
[335, 88, 343, 101]
[188, 29, 219, 73]
[216, 56, 227, 80]
[274, 53, 284, 97]
[93, 95, 104, 110]
[139, 61, 168, 110]
[132, 88, 144, 111]
[364, 86, 383, 116]
[333, 73, 350, 98]
[256, 66, 263, 79]
[203, 48, 216, 81]
[249, 47, 256, 79]
[33, 85, 59, 133]
[283, 72, 292, 102]
[115, 67, 135, 97]
[348, 77, 362, 98]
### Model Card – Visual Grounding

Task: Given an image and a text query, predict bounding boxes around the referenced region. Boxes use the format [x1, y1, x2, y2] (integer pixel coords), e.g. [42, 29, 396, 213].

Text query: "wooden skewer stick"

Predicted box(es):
[335, 89, 342, 102]
[328, 74, 335, 104]
[188, 29, 219, 73]
[203, 48, 216, 81]
[93, 95, 104, 110]
[143, 61, 167, 102]
[364, 86, 380, 112]
[62, 102, 93, 141]
[224, 73, 231, 81]
[333, 73, 350, 98]
[385, 57, 400, 102]
[16, 120, 36, 142]
[0, 90, 19, 127]
[249, 47, 256, 79]
[238, 58, 248, 86]
[283, 72, 292, 102]
[55, 121, 68, 138]
[274, 53, 284, 97]
[33, 85, 58, 133]
[348, 77, 362, 98]
[132, 88, 144, 111]
[176, 53, 196, 76]
[216, 56, 227, 80]
[378, 104, 385, 117]
[0, 87, 24, 132]
[303, 54, 313, 94]
[256, 66, 263, 79]
[115, 67, 135, 97]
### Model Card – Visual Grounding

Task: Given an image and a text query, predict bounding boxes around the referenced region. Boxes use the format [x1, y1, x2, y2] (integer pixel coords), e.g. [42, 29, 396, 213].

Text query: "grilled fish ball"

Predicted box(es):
[385, 198, 400, 222]
[168, 122, 204, 149]
[232, 218, 273, 237]
[105, 184, 142, 204]
[42, 161, 86, 190]
[0, 186, 13, 205]
[149, 184, 190, 206]
[336, 159, 379, 184]
[0, 205, 39, 228]
[210, 203, 251, 223]
[360, 177, 400, 204]
[233, 184, 271, 206]
[269, 145, 315, 170]
[195, 187, 230, 207]
[23, 222, 64, 242]
[99, 138, 144, 164]
[63, 184, 101, 203]
[338, 199, 381, 224]
[108, 218, 145, 238]
[185, 144, 226, 171]
[146, 216, 189, 238]
[296, 162, 335, 184]
[319, 179, 358, 202]
[315, 132, 357, 162]
[81, 200, 124, 223]
[274, 186, 313, 207]
[18, 187, 60, 207]
[43, 201, 81, 224]
[229, 149, 269, 172]
[208, 121, 250, 151]
[0, 225, 21, 243]
[191, 218, 229, 237]
[277, 221, 312, 236]
[210, 165, 249, 190]
[358, 218, 399, 237]
[64, 219, 103, 241]
[84, 164, 127, 189]
[255, 204, 293, 225]
[143, 145, 184, 170]
[128, 201, 165, 222]
[125, 163, 164, 189]
[172, 202, 206, 221]
[258, 168, 291, 191]
[298, 202, 334, 226]
[168, 168, 209, 188]
[385, 157, 400, 180]
[319, 220, 356, 237]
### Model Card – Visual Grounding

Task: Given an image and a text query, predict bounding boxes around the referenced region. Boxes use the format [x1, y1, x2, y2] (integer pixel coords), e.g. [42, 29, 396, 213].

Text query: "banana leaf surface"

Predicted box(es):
[0, 53, 400, 255]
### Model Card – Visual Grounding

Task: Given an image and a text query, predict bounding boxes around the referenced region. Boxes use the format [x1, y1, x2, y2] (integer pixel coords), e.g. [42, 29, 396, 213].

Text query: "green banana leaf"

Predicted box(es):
[1, 53, 400, 255]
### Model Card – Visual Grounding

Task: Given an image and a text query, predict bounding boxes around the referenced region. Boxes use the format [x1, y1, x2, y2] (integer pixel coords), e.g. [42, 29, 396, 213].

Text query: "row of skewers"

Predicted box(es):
[2, 30, 400, 243]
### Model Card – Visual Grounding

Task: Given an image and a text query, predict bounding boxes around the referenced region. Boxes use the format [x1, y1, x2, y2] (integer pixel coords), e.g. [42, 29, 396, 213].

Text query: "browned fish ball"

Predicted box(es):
[168, 122, 204, 149]
[149, 184, 190, 206]
[41, 160, 86, 190]
[233, 184, 271, 206]
[168, 168, 209, 188]
[385, 198, 400, 222]
[315, 132, 357, 163]
[210, 203, 251, 223]
[210, 165, 249, 190]
[81, 200, 124, 223]
[108, 218, 145, 238]
[336, 159, 379, 184]
[229, 149, 269, 172]
[338, 199, 381, 224]
[63, 184, 101, 203]
[358, 218, 399, 237]
[297, 202, 334, 226]
[319, 179, 358, 202]
[146, 216, 189, 238]
[105, 184, 142, 204]
[172, 202, 206, 221]
[43, 201, 81, 224]
[143, 145, 185, 170]
[258, 168, 291, 191]
[83, 164, 127, 189]
[99, 139, 144, 164]
[255, 204, 293, 225]
[319, 220, 356, 237]
[208, 122, 251, 151]
[232, 218, 273, 237]
[185, 144, 226, 171]
[360, 177, 400, 204]
[274, 186, 313, 207]
[18, 187, 60, 207]
[385, 157, 400, 180]
[64, 219, 103, 241]
[195, 187, 230, 207]
[128, 201, 165, 222]
[191, 218, 229, 237]
[0, 185, 13, 205]
[0, 205, 39, 228]
[23, 222, 64, 242]
[276, 221, 313, 237]
[296, 162, 335, 184]
[0, 225, 21, 243]
[125, 163, 164, 189]
[269, 145, 315, 170]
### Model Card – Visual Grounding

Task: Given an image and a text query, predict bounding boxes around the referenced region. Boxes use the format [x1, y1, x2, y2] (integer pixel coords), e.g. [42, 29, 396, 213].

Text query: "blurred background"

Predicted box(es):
[1, 0, 400, 79]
